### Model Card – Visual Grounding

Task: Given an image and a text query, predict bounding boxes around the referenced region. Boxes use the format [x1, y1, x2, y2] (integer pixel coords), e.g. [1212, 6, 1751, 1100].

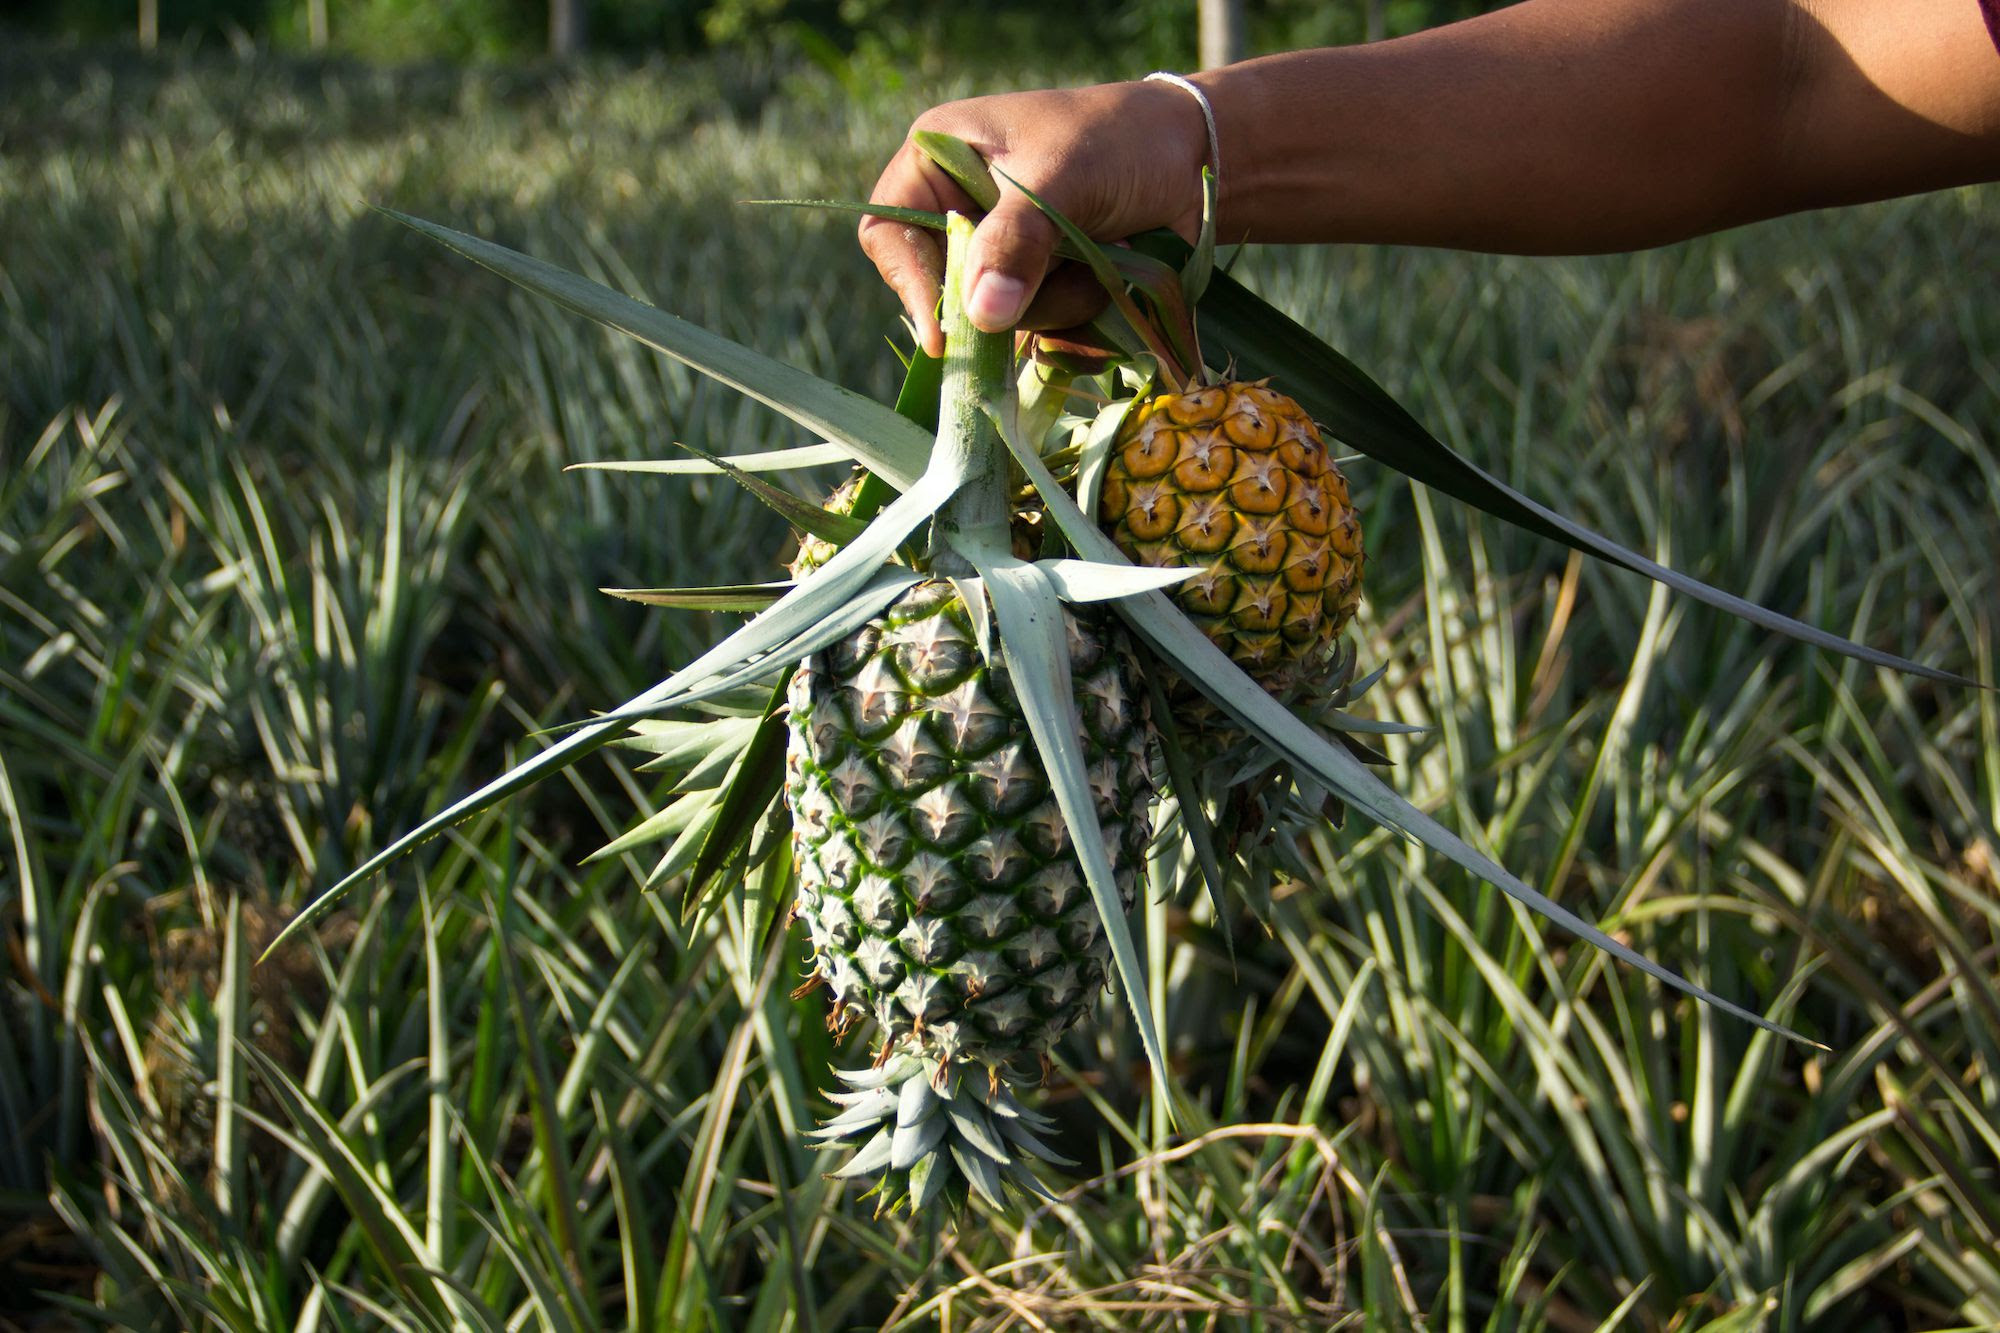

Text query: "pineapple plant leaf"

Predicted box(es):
[1032, 559, 1200, 602]
[1179, 164, 1220, 304]
[679, 679, 790, 924]
[375, 209, 932, 491]
[889, 345, 944, 432]
[966, 537, 1172, 1110]
[994, 166, 1200, 384]
[572, 564, 933, 736]
[913, 132, 1977, 689]
[266, 543, 928, 956]
[681, 439, 875, 546]
[1137, 654, 1238, 961]
[567, 442, 854, 475]
[598, 583, 789, 612]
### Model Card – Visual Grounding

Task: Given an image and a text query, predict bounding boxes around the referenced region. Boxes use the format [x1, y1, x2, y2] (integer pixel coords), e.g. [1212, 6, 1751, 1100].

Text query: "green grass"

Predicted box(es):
[3, 34, 1996, 1332]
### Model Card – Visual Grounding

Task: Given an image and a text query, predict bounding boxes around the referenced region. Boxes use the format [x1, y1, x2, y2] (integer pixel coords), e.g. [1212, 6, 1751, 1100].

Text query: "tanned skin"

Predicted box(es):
[860, 0, 2000, 357]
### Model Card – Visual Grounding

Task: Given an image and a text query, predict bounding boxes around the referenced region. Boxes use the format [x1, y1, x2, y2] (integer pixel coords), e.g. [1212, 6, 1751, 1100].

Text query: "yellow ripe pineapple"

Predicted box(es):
[1098, 381, 1364, 699]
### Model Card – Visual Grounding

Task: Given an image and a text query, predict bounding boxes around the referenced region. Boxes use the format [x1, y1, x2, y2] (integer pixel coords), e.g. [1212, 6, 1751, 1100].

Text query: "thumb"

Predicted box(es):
[961, 190, 1060, 333]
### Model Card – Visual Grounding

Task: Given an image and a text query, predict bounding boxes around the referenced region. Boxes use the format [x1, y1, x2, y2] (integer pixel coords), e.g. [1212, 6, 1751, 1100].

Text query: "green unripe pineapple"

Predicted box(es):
[785, 579, 1152, 1067]
[782, 578, 1153, 1209]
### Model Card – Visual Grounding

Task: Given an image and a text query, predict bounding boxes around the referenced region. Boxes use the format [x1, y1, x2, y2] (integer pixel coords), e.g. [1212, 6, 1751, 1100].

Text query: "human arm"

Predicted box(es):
[861, 0, 2000, 355]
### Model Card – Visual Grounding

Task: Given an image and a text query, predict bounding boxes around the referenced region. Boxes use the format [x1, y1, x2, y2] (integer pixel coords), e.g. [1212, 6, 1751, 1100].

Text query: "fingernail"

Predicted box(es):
[966, 270, 1027, 329]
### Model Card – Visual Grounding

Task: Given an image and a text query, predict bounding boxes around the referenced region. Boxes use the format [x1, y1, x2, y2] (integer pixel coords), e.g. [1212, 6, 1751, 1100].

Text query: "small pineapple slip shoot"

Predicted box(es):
[782, 578, 1154, 1213]
[790, 468, 1043, 578]
[1099, 381, 1365, 701]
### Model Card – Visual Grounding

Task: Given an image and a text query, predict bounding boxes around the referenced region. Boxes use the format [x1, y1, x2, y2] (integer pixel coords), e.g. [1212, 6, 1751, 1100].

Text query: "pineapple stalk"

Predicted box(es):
[927, 212, 1014, 575]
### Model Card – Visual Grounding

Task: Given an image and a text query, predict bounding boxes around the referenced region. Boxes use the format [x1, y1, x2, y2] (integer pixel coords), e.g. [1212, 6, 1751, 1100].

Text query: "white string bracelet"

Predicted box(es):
[1144, 71, 1222, 186]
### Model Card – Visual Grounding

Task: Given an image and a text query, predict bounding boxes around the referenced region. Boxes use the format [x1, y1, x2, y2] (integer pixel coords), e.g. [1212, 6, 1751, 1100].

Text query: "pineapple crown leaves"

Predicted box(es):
[598, 583, 787, 613]
[666, 678, 792, 919]
[1070, 381, 1145, 523]
[1180, 164, 1221, 306]
[263, 549, 926, 958]
[810, 1056, 1068, 1216]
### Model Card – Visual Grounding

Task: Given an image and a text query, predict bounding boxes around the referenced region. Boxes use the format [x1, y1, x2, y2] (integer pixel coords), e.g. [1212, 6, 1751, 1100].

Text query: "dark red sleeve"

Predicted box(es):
[1983, 0, 2000, 54]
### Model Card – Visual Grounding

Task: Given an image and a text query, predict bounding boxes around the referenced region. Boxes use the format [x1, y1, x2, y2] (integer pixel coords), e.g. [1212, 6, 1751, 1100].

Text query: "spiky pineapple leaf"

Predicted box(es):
[618, 715, 764, 763]
[1181, 165, 1219, 304]
[993, 169, 1196, 385]
[1073, 389, 1141, 519]
[891, 346, 945, 435]
[910, 133, 1001, 209]
[378, 210, 931, 490]
[601, 583, 789, 613]
[649, 435, 868, 545]
[587, 783, 725, 863]
[671, 726, 758, 793]
[680, 679, 791, 924]
[568, 443, 852, 475]
[1313, 712, 1428, 737]
[1032, 559, 1195, 602]
[989, 396, 1824, 1048]
[643, 790, 727, 890]
[1138, 654, 1236, 961]
[236, 1047, 459, 1324]
[963, 543, 1178, 1123]
[572, 566, 923, 734]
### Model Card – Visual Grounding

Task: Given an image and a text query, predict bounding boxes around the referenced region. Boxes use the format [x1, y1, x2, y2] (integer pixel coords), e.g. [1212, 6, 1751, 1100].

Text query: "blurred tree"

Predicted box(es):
[332, 0, 539, 61]
[1199, 0, 1244, 67]
[549, 0, 586, 53]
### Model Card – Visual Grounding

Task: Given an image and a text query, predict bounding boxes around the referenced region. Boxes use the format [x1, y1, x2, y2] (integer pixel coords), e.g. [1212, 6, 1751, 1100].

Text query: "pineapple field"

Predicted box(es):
[4, 35, 1999, 1332]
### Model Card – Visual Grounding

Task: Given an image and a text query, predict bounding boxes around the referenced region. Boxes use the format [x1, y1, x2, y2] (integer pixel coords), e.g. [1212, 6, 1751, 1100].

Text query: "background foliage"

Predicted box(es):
[6, 0, 1501, 64]
[1, 30, 1996, 1333]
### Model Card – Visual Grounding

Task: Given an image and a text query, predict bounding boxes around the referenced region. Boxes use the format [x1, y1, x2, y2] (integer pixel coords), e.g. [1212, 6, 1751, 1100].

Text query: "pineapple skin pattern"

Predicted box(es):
[781, 578, 1154, 1212]
[783, 579, 1153, 1071]
[1099, 382, 1364, 699]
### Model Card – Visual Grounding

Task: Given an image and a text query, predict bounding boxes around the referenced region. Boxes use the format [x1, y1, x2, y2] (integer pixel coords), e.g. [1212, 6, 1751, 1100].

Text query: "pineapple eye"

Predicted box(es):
[1119, 429, 1178, 478]
[1122, 482, 1182, 541]
[1173, 443, 1236, 492]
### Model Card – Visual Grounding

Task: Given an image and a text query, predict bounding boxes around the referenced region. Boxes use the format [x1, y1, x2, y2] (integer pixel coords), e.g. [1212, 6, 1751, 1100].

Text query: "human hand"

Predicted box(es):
[859, 80, 1212, 356]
